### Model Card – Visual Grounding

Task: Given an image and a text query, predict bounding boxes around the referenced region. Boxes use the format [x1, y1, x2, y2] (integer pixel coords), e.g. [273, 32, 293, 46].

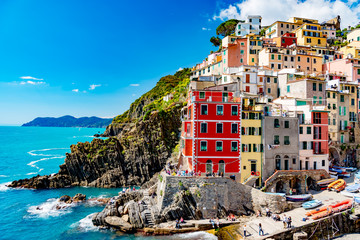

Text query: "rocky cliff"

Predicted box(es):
[9, 69, 190, 189]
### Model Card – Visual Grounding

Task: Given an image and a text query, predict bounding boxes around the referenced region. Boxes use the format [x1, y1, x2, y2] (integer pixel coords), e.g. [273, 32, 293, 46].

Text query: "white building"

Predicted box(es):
[235, 15, 262, 37]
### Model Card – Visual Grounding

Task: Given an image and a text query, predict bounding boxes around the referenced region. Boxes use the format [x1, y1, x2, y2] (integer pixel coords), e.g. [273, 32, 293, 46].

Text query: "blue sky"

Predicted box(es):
[1, 0, 359, 125]
[0, 0, 236, 125]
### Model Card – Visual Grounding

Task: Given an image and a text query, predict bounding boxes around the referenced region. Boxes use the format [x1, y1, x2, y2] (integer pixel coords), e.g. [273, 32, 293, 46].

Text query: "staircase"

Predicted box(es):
[143, 191, 155, 227]
[243, 175, 259, 186]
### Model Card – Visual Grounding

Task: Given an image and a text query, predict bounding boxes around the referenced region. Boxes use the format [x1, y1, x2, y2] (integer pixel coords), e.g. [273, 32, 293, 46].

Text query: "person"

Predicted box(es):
[175, 219, 180, 229]
[266, 207, 270, 217]
[216, 218, 220, 228]
[259, 223, 264, 236]
[133, 187, 136, 191]
[180, 217, 184, 223]
[256, 210, 261, 217]
[283, 214, 287, 229]
[209, 218, 215, 228]
[243, 225, 247, 238]
[287, 216, 292, 228]
[289, 188, 293, 195]
[198, 171, 201, 177]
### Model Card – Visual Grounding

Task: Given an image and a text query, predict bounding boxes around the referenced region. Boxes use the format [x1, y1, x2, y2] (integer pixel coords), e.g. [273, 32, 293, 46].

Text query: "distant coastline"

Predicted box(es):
[22, 115, 112, 128]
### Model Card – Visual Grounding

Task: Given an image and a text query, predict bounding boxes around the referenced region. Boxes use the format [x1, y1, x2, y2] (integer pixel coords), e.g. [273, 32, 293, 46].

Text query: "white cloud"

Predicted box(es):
[177, 67, 184, 71]
[20, 76, 43, 81]
[213, 0, 360, 29]
[19, 80, 46, 85]
[72, 89, 79, 92]
[89, 84, 101, 90]
[202, 27, 211, 31]
[130, 84, 140, 87]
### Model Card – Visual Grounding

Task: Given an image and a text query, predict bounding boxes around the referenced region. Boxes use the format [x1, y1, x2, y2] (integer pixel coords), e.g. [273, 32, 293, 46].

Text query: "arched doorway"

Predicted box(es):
[275, 155, 281, 170]
[306, 177, 316, 191]
[276, 180, 284, 193]
[206, 160, 213, 175]
[219, 160, 225, 175]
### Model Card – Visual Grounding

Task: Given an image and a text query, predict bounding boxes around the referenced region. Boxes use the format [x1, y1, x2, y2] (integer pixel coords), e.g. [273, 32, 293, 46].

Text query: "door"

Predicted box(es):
[276, 156, 281, 170]
[246, 74, 250, 83]
[245, 86, 250, 92]
[219, 160, 225, 174]
[300, 160, 302, 170]
[313, 161, 317, 170]
[284, 159, 289, 170]
[251, 162, 257, 172]
[206, 160, 213, 174]
[305, 161, 309, 170]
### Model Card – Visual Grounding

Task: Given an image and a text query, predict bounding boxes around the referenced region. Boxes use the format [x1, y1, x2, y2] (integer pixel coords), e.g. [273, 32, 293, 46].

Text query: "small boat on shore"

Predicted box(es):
[330, 168, 344, 173]
[302, 199, 322, 209]
[306, 199, 353, 220]
[312, 206, 332, 220]
[286, 194, 312, 202]
[345, 167, 357, 172]
[354, 197, 360, 204]
[345, 184, 360, 193]
[328, 179, 346, 192]
[265, 192, 286, 197]
[339, 172, 351, 178]
[317, 178, 336, 185]
[332, 199, 353, 213]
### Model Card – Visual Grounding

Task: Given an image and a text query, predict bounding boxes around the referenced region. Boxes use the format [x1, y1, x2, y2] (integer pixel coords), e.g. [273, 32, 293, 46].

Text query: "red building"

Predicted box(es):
[279, 32, 297, 47]
[180, 89, 242, 180]
[311, 111, 329, 156]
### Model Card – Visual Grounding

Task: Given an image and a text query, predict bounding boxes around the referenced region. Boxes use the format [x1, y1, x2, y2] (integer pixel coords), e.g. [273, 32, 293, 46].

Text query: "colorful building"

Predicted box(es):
[180, 87, 242, 181]
[235, 15, 262, 37]
[293, 22, 327, 47]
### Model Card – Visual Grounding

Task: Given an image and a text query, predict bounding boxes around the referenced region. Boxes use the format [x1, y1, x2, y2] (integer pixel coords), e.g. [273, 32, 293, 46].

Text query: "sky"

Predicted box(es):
[1, 0, 360, 125]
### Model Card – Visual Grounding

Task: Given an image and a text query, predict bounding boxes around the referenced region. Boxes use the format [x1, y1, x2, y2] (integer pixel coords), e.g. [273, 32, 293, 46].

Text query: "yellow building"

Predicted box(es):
[241, 95, 264, 186]
[294, 23, 327, 47]
[339, 45, 360, 59]
[246, 34, 263, 66]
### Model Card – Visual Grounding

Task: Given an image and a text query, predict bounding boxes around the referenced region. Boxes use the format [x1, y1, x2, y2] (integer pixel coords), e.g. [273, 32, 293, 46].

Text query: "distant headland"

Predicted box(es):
[22, 115, 113, 128]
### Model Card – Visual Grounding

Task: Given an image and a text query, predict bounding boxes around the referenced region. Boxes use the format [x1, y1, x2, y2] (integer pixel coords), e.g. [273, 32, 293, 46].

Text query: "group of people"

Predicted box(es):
[209, 218, 220, 228]
[121, 186, 136, 194]
[282, 214, 292, 229]
[175, 217, 185, 229]
[243, 223, 264, 237]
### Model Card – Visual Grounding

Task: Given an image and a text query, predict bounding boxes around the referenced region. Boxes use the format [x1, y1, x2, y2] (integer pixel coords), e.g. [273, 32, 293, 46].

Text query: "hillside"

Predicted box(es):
[9, 68, 191, 189]
[22, 115, 113, 128]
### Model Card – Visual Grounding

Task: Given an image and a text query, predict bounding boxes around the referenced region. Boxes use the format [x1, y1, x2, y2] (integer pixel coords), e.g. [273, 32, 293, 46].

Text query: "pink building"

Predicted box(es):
[323, 58, 360, 83]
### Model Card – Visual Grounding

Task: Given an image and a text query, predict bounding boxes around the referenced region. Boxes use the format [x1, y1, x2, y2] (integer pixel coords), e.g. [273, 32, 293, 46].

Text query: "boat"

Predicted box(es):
[345, 167, 357, 172]
[345, 184, 360, 193]
[265, 192, 286, 197]
[302, 199, 322, 209]
[317, 178, 336, 185]
[286, 194, 312, 202]
[341, 191, 356, 197]
[332, 199, 353, 213]
[338, 172, 351, 178]
[312, 206, 333, 220]
[354, 197, 360, 204]
[330, 168, 344, 174]
[328, 179, 346, 192]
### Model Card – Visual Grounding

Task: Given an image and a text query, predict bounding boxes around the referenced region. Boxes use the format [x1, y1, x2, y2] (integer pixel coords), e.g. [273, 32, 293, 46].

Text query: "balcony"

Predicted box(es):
[313, 150, 325, 155]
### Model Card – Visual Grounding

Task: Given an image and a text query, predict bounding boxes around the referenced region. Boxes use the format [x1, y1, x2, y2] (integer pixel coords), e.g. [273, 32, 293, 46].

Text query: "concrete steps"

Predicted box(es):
[142, 191, 155, 226]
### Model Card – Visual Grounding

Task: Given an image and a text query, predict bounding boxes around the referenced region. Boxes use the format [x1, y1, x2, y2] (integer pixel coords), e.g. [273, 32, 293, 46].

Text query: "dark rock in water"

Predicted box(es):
[73, 193, 86, 202]
[59, 195, 71, 203]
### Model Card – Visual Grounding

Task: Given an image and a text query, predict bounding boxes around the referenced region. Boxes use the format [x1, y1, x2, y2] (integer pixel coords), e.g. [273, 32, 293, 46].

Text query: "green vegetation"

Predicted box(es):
[210, 36, 222, 47]
[158, 174, 163, 182]
[160, 190, 163, 196]
[112, 68, 191, 124]
[209, 19, 243, 50]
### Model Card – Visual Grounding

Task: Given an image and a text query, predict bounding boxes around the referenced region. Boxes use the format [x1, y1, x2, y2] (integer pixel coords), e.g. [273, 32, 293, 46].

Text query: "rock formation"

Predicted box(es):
[9, 69, 190, 189]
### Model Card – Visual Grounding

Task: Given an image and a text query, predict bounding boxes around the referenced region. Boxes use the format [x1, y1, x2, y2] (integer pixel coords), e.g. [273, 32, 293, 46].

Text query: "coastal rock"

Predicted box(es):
[104, 216, 133, 232]
[73, 193, 86, 202]
[59, 195, 71, 203]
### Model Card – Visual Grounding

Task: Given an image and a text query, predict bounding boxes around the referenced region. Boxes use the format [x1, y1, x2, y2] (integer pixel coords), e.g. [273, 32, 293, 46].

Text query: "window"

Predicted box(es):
[284, 136, 290, 145]
[327, 92, 330, 98]
[271, 64, 274, 69]
[274, 135, 280, 144]
[242, 144, 250, 152]
[333, 92, 335, 98]
[271, 54, 274, 60]
[278, 64, 281, 69]
[307, 127, 312, 134]
[307, 57, 310, 63]
[340, 95, 344, 102]
[298, 56, 301, 61]
[231, 141, 238, 151]
[284, 121, 289, 128]
[352, 99, 355, 106]
[299, 126, 303, 134]
[231, 123, 238, 134]
[200, 123, 207, 133]
[231, 106, 238, 116]
[322, 160, 325, 167]
[216, 141, 223, 151]
[274, 78, 277, 83]
[314, 58, 317, 64]
[201, 105, 208, 115]
[252, 58, 254, 63]
[319, 83, 322, 91]
[217, 105, 224, 115]
[313, 96, 317, 104]
[199, 92, 205, 99]
[333, 104, 336, 109]
[319, 97, 323, 104]
[313, 83, 316, 91]
[333, 119, 336, 125]
[287, 85, 290, 93]
[216, 123, 223, 133]
[274, 119, 280, 128]
[240, 50, 244, 54]
[278, 55, 281, 60]
[267, 88, 271, 93]
[302, 141, 307, 149]
[200, 141, 207, 151]
[293, 158, 296, 165]
[267, 77, 271, 83]
[307, 38, 311, 43]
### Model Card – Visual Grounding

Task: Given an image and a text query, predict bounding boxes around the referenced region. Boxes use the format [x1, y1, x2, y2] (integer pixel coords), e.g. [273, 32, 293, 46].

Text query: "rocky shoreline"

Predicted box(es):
[91, 173, 290, 236]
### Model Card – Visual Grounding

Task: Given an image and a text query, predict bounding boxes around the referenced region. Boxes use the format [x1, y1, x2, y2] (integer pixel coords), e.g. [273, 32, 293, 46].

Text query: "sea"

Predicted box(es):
[0, 126, 216, 240]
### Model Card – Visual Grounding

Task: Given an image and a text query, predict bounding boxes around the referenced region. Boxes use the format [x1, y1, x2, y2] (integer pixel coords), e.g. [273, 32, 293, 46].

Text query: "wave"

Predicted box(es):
[28, 148, 69, 157]
[70, 213, 99, 232]
[0, 182, 11, 192]
[27, 198, 75, 218]
[27, 156, 65, 168]
[174, 231, 218, 240]
[0, 175, 9, 177]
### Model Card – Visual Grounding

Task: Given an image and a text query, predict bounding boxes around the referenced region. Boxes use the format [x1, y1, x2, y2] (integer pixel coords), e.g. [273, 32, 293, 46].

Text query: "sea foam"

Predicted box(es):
[70, 213, 99, 232]
[27, 198, 75, 218]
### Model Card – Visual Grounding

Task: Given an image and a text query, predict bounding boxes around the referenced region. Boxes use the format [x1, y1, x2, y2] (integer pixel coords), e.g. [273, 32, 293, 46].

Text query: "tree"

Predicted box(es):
[216, 19, 241, 37]
[210, 36, 222, 47]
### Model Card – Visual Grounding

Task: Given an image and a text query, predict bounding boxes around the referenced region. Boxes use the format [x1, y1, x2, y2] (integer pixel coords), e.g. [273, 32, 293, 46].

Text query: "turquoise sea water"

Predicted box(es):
[0, 126, 215, 240]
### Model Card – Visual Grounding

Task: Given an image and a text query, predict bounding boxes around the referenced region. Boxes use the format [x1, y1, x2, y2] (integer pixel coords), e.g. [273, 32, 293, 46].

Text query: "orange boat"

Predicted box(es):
[306, 206, 328, 216]
[332, 199, 353, 213]
[312, 206, 332, 220]
[327, 179, 346, 192]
